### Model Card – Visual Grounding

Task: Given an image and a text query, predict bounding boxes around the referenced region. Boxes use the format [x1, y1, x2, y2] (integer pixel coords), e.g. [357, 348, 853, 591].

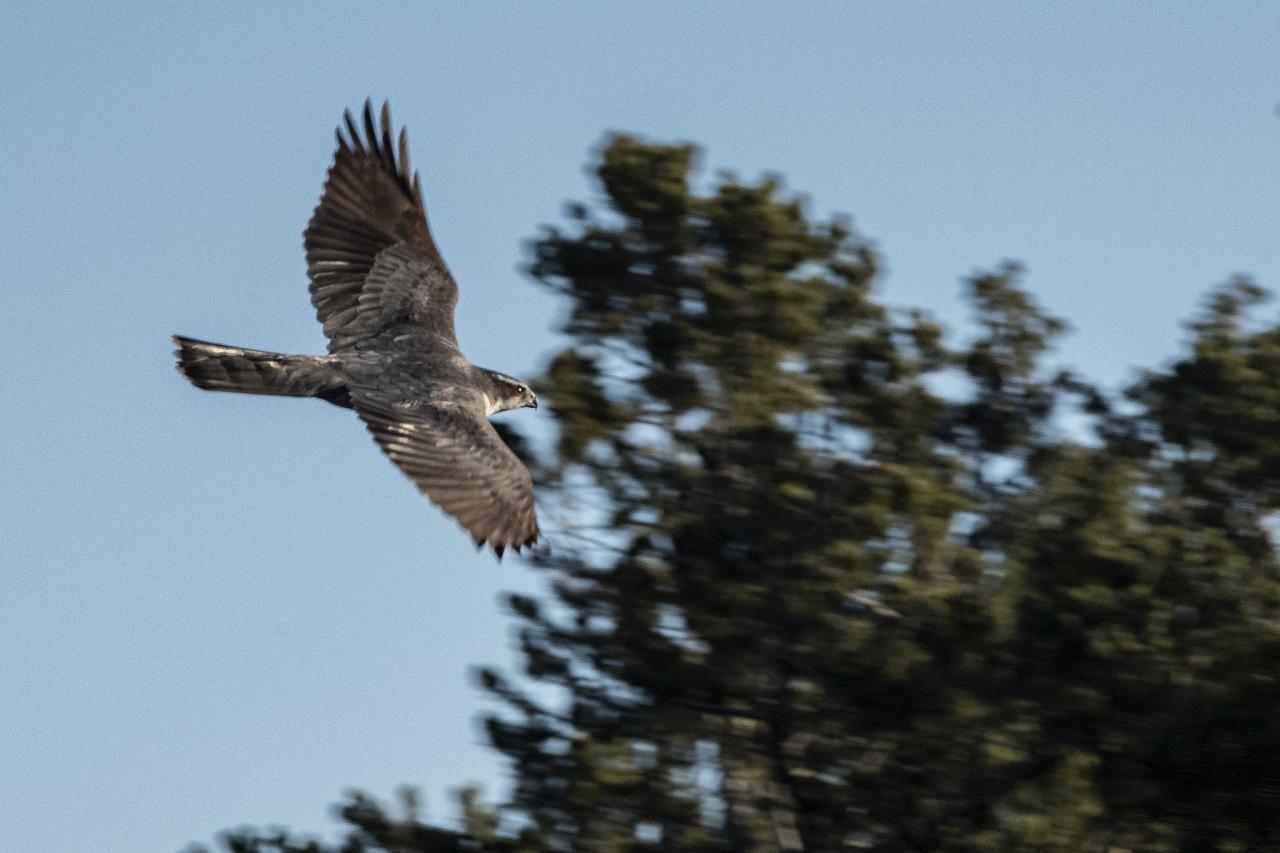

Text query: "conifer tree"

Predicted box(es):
[204, 139, 1280, 853]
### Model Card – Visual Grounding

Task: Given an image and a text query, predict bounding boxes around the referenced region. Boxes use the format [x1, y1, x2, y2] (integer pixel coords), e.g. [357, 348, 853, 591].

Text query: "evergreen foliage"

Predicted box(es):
[202, 137, 1280, 853]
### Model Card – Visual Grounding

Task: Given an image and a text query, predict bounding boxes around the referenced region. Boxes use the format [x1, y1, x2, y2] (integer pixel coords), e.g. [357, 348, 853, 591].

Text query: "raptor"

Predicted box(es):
[173, 101, 539, 557]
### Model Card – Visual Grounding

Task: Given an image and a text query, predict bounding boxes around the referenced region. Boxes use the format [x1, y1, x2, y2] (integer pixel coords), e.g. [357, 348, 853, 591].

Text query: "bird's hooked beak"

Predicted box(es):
[527, 393, 538, 410]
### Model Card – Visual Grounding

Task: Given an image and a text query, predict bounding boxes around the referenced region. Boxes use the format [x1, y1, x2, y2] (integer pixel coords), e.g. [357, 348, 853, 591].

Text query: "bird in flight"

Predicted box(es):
[173, 101, 540, 557]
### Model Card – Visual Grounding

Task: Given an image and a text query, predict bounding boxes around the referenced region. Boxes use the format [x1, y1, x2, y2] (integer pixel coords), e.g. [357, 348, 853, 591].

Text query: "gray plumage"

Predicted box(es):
[174, 101, 540, 557]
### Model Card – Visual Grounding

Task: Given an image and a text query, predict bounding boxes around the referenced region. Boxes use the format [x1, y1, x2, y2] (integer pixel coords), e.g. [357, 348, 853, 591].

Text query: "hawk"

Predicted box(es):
[173, 101, 540, 557]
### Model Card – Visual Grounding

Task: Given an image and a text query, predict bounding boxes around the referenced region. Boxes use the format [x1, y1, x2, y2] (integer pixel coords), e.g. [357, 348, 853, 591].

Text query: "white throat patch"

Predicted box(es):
[482, 392, 502, 417]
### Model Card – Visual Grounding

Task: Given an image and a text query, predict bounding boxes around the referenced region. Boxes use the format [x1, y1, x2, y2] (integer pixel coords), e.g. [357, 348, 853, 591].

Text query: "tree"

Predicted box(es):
[199, 138, 1280, 853]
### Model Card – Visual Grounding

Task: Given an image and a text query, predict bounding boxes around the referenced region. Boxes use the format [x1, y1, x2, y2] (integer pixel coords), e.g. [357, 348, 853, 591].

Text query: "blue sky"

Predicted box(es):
[2, 2, 1277, 851]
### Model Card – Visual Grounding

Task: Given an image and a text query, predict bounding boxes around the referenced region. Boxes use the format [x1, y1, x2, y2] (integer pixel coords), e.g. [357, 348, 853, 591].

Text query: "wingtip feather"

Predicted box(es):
[362, 101, 380, 165]
[343, 110, 363, 154]
[378, 102, 396, 173]
[398, 128, 410, 180]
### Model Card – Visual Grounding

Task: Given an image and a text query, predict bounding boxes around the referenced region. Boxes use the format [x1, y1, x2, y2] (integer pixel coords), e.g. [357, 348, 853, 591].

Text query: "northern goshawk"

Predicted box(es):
[173, 101, 540, 557]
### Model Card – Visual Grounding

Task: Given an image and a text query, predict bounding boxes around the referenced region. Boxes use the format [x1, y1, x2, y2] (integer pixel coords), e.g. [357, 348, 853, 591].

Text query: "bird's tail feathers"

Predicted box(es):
[171, 335, 349, 405]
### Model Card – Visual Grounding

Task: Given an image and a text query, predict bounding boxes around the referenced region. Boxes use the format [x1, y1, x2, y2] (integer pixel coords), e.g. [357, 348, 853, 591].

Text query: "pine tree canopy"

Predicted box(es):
[201, 136, 1280, 853]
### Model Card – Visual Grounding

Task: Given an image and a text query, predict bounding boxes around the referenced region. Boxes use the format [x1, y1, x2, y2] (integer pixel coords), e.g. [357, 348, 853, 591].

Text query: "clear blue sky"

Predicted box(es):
[2, 2, 1277, 851]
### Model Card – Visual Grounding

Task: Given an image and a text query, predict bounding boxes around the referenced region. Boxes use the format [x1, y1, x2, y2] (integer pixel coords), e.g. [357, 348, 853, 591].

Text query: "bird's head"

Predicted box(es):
[481, 370, 538, 415]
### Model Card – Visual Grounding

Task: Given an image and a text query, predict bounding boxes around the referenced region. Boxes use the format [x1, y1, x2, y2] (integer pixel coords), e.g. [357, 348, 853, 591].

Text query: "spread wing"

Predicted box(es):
[304, 100, 459, 352]
[354, 396, 540, 558]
